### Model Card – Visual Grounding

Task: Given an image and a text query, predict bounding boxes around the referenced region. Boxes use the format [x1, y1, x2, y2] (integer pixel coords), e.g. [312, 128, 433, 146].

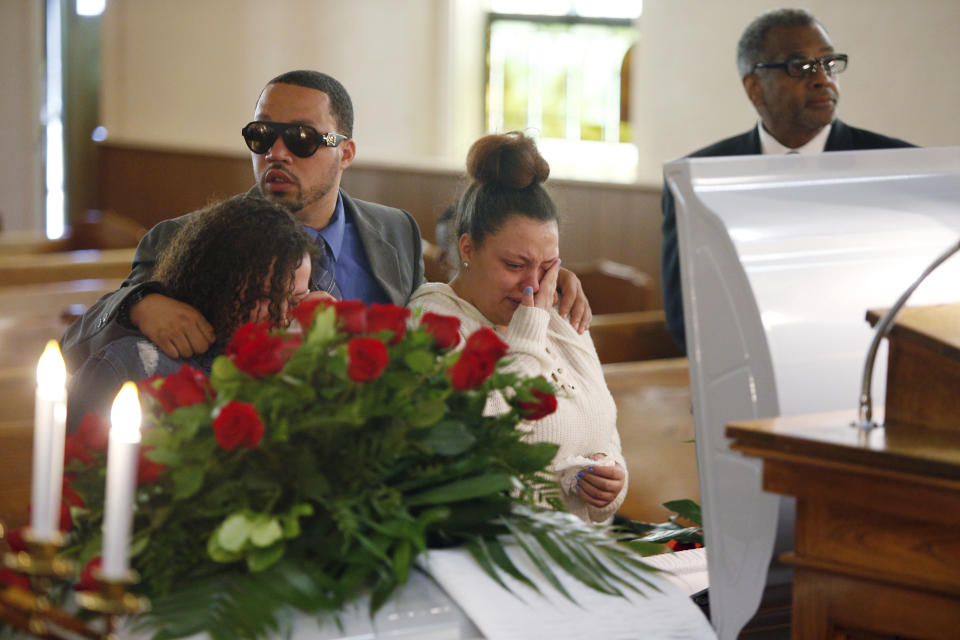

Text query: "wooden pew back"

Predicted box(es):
[603, 358, 699, 523]
[0, 421, 32, 529]
[590, 310, 684, 364]
[0, 249, 134, 287]
[568, 259, 654, 315]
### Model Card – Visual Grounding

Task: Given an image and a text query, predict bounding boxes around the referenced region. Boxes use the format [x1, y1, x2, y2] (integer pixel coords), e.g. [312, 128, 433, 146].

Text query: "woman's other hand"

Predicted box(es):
[574, 460, 626, 508]
[521, 259, 560, 312]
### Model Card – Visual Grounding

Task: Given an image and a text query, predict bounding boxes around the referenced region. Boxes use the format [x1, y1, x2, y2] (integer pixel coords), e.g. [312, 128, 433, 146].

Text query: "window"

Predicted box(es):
[485, 1, 641, 180]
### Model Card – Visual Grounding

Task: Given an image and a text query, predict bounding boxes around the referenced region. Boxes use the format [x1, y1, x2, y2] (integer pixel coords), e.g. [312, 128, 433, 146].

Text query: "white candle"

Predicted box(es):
[30, 340, 67, 541]
[101, 382, 142, 580]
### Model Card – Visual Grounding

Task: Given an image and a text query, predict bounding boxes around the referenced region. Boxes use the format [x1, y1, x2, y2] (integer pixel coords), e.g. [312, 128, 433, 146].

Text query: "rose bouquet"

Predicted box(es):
[55, 300, 656, 639]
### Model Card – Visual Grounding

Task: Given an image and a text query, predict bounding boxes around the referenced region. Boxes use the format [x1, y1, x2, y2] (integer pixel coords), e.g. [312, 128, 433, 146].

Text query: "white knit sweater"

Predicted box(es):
[408, 283, 627, 523]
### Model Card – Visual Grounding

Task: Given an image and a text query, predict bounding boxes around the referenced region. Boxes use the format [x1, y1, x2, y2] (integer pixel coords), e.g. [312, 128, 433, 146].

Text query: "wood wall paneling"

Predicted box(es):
[99, 144, 665, 307]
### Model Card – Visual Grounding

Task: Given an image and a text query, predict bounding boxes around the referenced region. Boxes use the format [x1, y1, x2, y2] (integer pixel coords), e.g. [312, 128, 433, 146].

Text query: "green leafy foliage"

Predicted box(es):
[63, 303, 657, 638]
[615, 499, 705, 554]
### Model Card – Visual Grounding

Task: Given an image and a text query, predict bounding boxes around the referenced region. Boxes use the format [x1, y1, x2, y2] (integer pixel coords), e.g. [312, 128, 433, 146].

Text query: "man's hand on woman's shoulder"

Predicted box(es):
[130, 294, 215, 360]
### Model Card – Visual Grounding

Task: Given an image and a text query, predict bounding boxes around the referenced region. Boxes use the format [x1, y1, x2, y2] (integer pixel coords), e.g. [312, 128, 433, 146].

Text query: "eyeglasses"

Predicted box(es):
[752, 54, 848, 78]
[241, 121, 348, 158]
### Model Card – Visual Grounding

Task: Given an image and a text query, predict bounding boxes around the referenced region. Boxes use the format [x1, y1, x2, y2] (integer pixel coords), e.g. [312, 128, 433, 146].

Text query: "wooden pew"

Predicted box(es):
[590, 310, 684, 364]
[0, 278, 121, 318]
[569, 259, 654, 315]
[0, 420, 32, 529]
[0, 366, 35, 424]
[0, 230, 54, 256]
[0, 280, 121, 427]
[0, 249, 134, 287]
[0, 211, 145, 256]
[422, 239, 450, 283]
[603, 358, 698, 523]
[0, 280, 121, 368]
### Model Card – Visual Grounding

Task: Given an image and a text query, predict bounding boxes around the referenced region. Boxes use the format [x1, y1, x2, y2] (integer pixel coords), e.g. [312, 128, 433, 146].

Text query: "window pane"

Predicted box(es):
[487, 17, 635, 144]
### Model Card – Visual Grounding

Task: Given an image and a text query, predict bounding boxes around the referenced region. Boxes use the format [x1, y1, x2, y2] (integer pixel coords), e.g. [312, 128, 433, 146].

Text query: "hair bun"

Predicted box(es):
[466, 132, 550, 189]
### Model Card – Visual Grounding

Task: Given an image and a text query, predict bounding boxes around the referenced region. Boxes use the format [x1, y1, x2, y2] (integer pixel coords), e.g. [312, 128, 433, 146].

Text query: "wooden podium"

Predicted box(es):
[727, 304, 960, 640]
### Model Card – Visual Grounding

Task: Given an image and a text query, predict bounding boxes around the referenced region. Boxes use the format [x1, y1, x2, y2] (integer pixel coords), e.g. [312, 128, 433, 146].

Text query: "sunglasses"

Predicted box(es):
[241, 121, 348, 158]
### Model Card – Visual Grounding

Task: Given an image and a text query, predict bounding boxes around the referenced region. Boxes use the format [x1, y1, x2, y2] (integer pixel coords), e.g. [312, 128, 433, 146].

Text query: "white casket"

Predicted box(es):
[119, 546, 714, 639]
[665, 146, 960, 640]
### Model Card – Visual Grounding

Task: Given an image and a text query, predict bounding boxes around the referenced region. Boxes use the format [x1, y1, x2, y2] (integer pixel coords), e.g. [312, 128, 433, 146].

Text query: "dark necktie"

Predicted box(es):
[312, 236, 342, 299]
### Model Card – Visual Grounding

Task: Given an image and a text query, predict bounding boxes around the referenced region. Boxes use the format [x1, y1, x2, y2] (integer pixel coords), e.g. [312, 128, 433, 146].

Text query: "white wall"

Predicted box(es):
[101, 0, 448, 163]
[634, 0, 960, 183]
[8, 0, 955, 225]
[0, 0, 43, 232]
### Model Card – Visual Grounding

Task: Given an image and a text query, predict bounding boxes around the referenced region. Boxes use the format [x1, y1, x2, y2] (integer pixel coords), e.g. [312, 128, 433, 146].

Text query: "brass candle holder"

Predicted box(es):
[1, 524, 149, 639]
[75, 569, 150, 616]
[1, 526, 81, 638]
[3, 528, 75, 580]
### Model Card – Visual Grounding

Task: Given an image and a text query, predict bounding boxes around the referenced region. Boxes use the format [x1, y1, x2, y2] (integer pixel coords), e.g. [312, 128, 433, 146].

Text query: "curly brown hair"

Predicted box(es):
[151, 194, 316, 340]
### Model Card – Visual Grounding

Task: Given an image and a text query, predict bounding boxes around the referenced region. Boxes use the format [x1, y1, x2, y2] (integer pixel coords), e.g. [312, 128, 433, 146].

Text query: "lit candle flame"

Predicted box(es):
[36, 340, 66, 400]
[110, 382, 142, 444]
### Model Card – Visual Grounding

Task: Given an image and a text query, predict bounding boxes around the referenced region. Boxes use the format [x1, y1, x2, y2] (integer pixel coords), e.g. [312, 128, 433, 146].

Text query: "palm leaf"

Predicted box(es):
[464, 537, 516, 596]
[485, 536, 540, 594]
[502, 518, 575, 603]
[506, 507, 663, 594]
[535, 529, 623, 596]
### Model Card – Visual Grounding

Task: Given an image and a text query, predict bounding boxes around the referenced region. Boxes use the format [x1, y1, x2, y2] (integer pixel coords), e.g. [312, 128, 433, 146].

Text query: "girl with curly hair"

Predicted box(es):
[68, 194, 317, 428]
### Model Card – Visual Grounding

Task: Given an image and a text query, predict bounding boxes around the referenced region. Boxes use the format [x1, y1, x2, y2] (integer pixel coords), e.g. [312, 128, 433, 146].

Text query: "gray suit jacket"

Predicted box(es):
[60, 188, 425, 371]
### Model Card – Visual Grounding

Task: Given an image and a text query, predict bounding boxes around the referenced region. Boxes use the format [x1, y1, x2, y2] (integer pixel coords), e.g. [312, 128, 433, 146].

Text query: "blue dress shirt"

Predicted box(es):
[302, 192, 390, 304]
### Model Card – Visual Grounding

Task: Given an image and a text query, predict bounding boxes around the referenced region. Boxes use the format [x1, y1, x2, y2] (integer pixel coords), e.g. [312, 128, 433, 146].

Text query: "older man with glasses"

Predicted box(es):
[61, 70, 592, 373]
[660, 8, 914, 354]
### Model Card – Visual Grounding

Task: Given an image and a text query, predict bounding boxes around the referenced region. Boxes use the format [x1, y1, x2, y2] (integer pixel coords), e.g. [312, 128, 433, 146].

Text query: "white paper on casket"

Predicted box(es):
[421, 545, 715, 640]
[665, 146, 960, 640]
[116, 546, 714, 639]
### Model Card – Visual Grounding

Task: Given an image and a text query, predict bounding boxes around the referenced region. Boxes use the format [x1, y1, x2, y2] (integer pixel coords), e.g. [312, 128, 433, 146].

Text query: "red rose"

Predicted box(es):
[448, 351, 496, 390]
[59, 498, 73, 533]
[366, 304, 410, 344]
[62, 477, 85, 508]
[59, 477, 84, 533]
[421, 312, 461, 350]
[518, 388, 558, 420]
[137, 446, 167, 485]
[333, 300, 368, 334]
[448, 329, 508, 390]
[140, 365, 211, 412]
[0, 569, 30, 591]
[162, 365, 210, 410]
[5, 527, 27, 553]
[463, 328, 508, 362]
[291, 297, 331, 331]
[64, 433, 94, 466]
[227, 322, 300, 378]
[212, 401, 264, 450]
[76, 412, 109, 452]
[347, 337, 390, 382]
[74, 557, 102, 592]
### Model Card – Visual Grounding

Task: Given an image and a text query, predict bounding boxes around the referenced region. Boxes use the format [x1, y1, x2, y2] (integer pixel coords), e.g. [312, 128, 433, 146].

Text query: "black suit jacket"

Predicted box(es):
[660, 120, 914, 353]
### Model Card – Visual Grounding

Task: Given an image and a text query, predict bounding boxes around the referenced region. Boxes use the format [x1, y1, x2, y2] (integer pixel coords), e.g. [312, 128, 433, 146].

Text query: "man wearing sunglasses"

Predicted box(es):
[660, 8, 913, 354]
[61, 70, 592, 371]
